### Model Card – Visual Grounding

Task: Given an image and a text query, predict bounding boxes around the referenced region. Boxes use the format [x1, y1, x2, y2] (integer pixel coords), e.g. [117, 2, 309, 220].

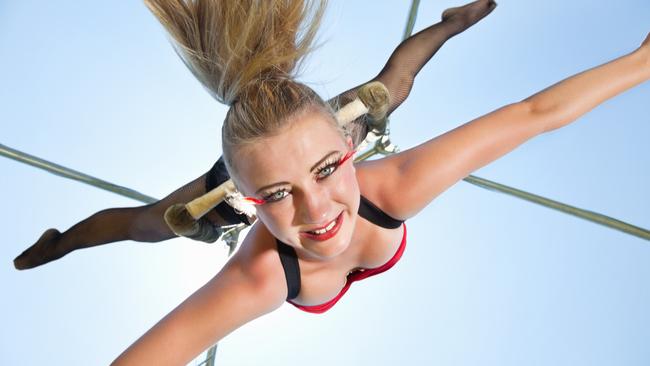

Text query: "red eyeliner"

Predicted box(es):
[338, 149, 355, 166]
[243, 197, 266, 205]
[242, 148, 356, 205]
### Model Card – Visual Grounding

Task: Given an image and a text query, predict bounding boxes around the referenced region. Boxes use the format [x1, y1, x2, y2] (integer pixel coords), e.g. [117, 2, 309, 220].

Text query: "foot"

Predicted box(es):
[442, 0, 497, 32]
[13, 228, 65, 270]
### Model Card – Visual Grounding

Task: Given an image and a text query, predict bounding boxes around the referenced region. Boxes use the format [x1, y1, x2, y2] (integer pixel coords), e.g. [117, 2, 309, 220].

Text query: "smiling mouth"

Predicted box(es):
[300, 212, 343, 242]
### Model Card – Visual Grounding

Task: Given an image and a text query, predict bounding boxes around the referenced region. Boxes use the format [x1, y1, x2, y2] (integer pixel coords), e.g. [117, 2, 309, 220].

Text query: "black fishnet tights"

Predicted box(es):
[13, 174, 224, 269]
[13, 0, 496, 270]
[333, 0, 496, 145]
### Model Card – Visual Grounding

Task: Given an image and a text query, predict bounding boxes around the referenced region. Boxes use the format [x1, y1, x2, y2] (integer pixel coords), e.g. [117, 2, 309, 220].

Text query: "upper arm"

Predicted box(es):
[358, 101, 547, 220]
[112, 229, 286, 365]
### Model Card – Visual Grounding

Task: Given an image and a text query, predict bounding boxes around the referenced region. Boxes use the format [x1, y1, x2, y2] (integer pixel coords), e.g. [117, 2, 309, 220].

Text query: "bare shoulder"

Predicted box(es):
[111, 223, 288, 365]
[356, 102, 542, 222]
[230, 222, 288, 303]
[354, 156, 405, 220]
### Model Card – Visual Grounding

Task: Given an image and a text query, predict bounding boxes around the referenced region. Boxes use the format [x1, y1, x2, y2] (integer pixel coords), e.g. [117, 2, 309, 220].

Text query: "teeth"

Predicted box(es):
[310, 218, 337, 235]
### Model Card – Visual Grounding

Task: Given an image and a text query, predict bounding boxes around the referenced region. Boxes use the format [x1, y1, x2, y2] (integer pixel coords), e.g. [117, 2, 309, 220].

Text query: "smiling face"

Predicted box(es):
[232, 107, 361, 261]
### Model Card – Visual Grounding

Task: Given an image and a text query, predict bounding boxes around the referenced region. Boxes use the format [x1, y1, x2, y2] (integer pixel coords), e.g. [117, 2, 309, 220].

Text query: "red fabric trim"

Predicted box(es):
[288, 223, 407, 314]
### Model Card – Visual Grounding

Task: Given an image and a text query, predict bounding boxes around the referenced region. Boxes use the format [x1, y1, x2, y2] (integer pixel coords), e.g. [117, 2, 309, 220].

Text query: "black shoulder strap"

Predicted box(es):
[358, 195, 404, 229]
[276, 240, 301, 300]
[276, 195, 401, 301]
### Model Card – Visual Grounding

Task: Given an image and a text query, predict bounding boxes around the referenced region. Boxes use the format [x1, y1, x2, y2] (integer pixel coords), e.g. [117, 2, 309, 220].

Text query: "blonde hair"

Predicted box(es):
[144, 0, 334, 176]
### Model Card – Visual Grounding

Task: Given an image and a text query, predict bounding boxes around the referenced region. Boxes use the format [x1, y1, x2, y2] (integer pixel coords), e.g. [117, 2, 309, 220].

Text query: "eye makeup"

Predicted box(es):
[245, 148, 356, 205]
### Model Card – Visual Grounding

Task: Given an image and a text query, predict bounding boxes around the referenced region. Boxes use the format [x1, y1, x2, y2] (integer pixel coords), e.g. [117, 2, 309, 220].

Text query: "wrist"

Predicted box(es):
[633, 46, 650, 76]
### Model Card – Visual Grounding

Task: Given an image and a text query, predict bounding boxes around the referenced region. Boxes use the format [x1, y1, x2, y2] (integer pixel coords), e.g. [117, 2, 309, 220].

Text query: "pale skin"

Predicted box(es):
[112, 36, 650, 365]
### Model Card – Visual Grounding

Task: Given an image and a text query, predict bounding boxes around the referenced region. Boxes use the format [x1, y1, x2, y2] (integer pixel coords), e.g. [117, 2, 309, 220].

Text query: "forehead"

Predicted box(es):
[234, 111, 345, 193]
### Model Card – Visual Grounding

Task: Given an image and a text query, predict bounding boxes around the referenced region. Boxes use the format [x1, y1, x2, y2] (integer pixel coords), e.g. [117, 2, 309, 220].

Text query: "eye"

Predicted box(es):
[263, 189, 289, 203]
[316, 163, 338, 180]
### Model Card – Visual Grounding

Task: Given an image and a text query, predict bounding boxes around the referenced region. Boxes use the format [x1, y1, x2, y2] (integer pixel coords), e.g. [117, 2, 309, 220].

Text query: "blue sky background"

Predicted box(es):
[1, 1, 649, 365]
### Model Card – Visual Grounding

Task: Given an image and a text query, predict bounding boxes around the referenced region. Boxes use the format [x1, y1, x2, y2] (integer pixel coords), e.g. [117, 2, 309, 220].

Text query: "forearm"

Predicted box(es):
[525, 47, 650, 132]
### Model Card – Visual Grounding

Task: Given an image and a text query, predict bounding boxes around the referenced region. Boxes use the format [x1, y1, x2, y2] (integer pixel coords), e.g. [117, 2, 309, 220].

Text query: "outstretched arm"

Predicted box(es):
[111, 226, 286, 365]
[362, 34, 650, 220]
[329, 0, 497, 145]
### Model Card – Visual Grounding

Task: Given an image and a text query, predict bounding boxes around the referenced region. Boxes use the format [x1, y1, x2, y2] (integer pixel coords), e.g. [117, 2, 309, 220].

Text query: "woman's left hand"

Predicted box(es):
[639, 31, 650, 54]
[637, 33, 650, 68]
[637, 32, 650, 67]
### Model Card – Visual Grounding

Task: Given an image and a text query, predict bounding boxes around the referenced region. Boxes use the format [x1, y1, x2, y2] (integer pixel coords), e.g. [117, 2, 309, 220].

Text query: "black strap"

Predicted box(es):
[358, 195, 404, 229]
[277, 195, 403, 300]
[276, 240, 301, 300]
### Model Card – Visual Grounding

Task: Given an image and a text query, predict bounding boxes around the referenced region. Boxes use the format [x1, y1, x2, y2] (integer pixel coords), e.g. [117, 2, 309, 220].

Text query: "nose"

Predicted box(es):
[297, 186, 330, 225]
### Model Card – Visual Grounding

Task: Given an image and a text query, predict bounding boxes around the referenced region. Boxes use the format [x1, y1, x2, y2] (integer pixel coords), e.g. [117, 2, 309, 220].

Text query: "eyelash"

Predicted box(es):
[261, 153, 348, 203]
[315, 158, 340, 180]
[262, 189, 289, 203]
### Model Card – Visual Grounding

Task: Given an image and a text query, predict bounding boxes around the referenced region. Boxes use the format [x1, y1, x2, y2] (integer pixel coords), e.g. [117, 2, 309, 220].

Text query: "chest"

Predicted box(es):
[292, 220, 404, 306]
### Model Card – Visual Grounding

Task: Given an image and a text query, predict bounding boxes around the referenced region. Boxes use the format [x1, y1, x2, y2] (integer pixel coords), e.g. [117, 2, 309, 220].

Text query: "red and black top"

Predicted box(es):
[276, 195, 407, 314]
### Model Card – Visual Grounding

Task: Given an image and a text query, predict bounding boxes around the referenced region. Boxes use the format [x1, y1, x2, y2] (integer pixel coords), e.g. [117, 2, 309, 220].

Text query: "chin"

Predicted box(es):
[302, 212, 356, 260]
[313, 237, 350, 260]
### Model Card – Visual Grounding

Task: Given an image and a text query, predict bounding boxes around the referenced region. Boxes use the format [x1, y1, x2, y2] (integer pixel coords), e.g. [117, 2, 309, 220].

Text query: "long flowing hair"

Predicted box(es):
[144, 0, 333, 174]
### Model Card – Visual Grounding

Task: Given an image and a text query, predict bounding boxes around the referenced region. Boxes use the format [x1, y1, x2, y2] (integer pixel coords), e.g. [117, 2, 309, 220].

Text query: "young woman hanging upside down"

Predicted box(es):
[102, 0, 649, 364]
[13, 0, 497, 271]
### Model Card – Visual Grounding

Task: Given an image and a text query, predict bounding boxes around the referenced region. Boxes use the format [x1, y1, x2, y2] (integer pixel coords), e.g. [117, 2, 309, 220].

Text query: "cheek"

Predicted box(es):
[344, 165, 358, 185]
[332, 165, 359, 198]
[256, 201, 296, 237]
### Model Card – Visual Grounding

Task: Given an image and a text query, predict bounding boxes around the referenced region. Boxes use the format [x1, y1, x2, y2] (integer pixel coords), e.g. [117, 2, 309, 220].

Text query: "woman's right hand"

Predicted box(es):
[13, 228, 64, 270]
[639, 32, 650, 60]
[641, 31, 650, 48]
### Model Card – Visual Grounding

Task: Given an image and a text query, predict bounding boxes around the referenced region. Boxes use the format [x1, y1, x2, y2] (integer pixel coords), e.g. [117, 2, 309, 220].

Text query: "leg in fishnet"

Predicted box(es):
[13, 173, 224, 270]
[332, 0, 496, 146]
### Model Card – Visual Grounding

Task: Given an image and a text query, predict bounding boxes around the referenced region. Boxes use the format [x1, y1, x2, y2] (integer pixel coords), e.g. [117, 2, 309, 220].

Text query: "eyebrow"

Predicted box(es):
[310, 150, 339, 173]
[254, 150, 341, 195]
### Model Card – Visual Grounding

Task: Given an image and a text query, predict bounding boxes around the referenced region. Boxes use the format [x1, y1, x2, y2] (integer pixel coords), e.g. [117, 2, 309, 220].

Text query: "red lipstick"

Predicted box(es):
[300, 212, 343, 242]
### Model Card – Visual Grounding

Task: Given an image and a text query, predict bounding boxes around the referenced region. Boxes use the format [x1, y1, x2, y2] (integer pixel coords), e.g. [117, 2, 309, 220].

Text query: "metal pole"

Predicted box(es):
[1, 143, 157, 204]
[463, 175, 650, 241]
[403, 0, 421, 40]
